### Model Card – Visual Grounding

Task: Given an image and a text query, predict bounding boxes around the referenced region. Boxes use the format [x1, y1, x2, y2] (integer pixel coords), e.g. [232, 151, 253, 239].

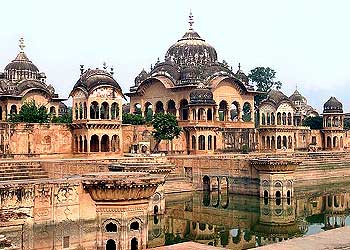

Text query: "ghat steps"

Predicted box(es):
[0, 161, 49, 182]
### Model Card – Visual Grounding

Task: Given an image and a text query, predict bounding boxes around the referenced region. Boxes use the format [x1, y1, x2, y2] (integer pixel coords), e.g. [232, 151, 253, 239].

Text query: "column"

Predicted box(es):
[175, 107, 180, 120]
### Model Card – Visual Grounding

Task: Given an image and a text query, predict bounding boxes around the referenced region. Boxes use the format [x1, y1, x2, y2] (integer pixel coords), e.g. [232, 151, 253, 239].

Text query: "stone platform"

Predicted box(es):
[254, 227, 350, 250]
[150, 242, 225, 250]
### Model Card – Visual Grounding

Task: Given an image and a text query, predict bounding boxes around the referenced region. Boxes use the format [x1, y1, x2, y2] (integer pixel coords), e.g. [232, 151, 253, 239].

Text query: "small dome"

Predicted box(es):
[265, 89, 291, 106]
[323, 96, 343, 113]
[134, 69, 148, 86]
[73, 68, 123, 94]
[235, 65, 249, 84]
[5, 52, 39, 72]
[165, 13, 217, 69]
[289, 90, 306, 103]
[189, 84, 215, 105]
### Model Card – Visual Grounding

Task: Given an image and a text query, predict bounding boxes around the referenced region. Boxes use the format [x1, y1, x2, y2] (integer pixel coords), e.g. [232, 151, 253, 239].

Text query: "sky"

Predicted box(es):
[0, 0, 349, 112]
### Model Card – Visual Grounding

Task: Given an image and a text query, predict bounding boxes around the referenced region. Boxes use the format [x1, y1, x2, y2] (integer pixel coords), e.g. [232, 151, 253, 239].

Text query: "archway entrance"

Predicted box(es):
[101, 135, 110, 152]
[203, 175, 210, 191]
[106, 239, 116, 250]
[90, 135, 99, 152]
[131, 237, 138, 250]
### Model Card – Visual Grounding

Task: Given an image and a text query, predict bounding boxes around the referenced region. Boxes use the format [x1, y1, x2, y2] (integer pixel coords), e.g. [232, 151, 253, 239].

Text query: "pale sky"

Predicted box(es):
[1, 0, 349, 112]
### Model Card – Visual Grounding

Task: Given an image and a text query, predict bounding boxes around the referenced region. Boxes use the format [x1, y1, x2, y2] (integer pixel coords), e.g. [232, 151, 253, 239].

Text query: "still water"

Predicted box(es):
[148, 187, 350, 249]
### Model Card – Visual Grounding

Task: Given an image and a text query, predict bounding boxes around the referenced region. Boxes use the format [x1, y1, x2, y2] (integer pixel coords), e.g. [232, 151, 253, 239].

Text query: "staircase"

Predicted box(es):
[293, 151, 350, 185]
[0, 161, 49, 182]
[164, 173, 194, 193]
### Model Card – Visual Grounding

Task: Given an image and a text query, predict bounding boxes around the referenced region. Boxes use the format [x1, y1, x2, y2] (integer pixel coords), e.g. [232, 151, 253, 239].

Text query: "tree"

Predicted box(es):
[122, 113, 145, 125]
[248, 67, 283, 107]
[8, 100, 50, 123]
[151, 113, 182, 153]
[302, 116, 323, 129]
[51, 108, 72, 124]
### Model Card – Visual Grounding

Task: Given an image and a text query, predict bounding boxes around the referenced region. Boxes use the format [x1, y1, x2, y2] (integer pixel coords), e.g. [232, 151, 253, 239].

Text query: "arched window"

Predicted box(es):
[79, 103, 83, 119]
[282, 136, 287, 148]
[90, 135, 99, 152]
[83, 136, 87, 152]
[242, 102, 252, 122]
[219, 100, 228, 121]
[134, 103, 142, 115]
[199, 135, 205, 150]
[167, 100, 176, 115]
[207, 108, 213, 121]
[179, 99, 189, 120]
[111, 135, 120, 152]
[203, 175, 210, 191]
[282, 112, 287, 125]
[111, 102, 119, 119]
[208, 135, 212, 150]
[75, 103, 79, 119]
[90, 102, 99, 119]
[287, 112, 292, 125]
[267, 113, 271, 125]
[144, 102, 153, 121]
[131, 237, 138, 250]
[264, 190, 269, 199]
[130, 221, 140, 230]
[50, 106, 56, 115]
[326, 117, 332, 127]
[191, 135, 196, 150]
[105, 222, 117, 232]
[333, 136, 339, 148]
[101, 134, 110, 152]
[271, 112, 275, 125]
[271, 136, 275, 149]
[106, 239, 116, 250]
[83, 102, 87, 119]
[198, 108, 205, 121]
[277, 112, 281, 125]
[327, 136, 332, 148]
[79, 135, 83, 152]
[288, 136, 293, 149]
[100, 102, 109, 119]
[155, 101, 164, 114]
[192, 109, 197, 120]
[214, 136, 217, 150]
[230, 102, 239, 121]
[74, 136, 78, 152]
[277, 136, 282, 149]
[261, 113, 266, 125]
[262, 136, 266, 149]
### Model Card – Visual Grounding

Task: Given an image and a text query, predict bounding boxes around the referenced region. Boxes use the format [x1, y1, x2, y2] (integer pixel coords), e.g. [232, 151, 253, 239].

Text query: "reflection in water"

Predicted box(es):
[1, 185, 350, 249]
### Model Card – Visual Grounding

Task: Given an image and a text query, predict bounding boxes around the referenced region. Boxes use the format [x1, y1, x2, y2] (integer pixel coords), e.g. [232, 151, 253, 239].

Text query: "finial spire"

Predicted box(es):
[103, 62, 107, 70]
[188, 10, 194, 31]
[19, 37, 25, 51]
[238, 63, 241, 71]
[296, 83, 298, 91]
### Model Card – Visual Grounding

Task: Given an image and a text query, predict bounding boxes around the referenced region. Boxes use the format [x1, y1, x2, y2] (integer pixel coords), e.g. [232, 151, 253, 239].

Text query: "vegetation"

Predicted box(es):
[302, 116, 323, 129]
[151, 113, 182, 153]
[122, 113, 146, 125]
[8, 100, 50, 123]
[248, 67, 283, 107]
[8, 100, 72, 124]
[51, 108, 72, 124]
[344, 118, 350, 130]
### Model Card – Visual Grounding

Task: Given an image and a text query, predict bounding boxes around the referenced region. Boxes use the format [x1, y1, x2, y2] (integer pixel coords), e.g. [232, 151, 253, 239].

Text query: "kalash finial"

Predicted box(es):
[103, 62, 107, 70]
[238, 62, 241, 71]
[188, 10, 194, 31]
[19, 37, 25, 51]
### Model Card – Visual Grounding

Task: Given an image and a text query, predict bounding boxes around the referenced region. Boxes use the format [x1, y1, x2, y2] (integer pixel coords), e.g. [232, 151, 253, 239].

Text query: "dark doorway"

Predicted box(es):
[131, 237, 138, 250]
[106, 239, 116, 250]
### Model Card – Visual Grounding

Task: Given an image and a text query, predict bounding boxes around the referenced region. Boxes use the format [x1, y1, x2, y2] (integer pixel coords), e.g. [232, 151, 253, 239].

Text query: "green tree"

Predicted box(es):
[122, 113, 145, 125]
[302, 116, 323, 129]
[248, 67, 283, 107]
[8, 100, 50, 123]
[344, 118, 350, 130]
[151, 113, 182, 153]
[51, 108, 72, 124]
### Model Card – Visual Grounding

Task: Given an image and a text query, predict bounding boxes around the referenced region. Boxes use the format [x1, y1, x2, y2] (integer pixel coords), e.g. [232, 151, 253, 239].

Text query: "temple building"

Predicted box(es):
[289, 89, 318, 126]
[0, 38, 66, 119]
[127, 12, 258, 154]
[70, 65, 125, 155]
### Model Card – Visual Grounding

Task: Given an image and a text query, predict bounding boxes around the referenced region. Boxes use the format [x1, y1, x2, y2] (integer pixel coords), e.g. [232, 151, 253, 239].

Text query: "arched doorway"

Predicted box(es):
[131, 237, 138, 250]
[219, 100, 228, 121]
[167, 100, 176, 115]
[155, 101, 164, 113]
[90, 135, 99, 152]
[106, 239, 116, 250]
[101, 135, 110, 152]
[179, 99, 189, 120]
[90, 101, 99, 119]
[203, 175, 210, 191]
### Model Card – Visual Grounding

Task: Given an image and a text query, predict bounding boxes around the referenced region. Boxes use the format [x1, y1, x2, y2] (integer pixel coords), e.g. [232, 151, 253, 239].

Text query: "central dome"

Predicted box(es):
[165, 14, 217, 68]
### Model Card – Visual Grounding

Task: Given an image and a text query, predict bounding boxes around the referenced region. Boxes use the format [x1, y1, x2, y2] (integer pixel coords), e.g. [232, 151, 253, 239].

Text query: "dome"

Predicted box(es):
[5, 52, 39, 73]
[265, 89, 291, 106]
[73, 68, 123, 94]
[189, 84, 215, 105]
[134, 69, 148, 86]
[235, 64, 249, 84]
[289, 90, 306, 103]
[165, 14, 217, 68]
[323, 96, 343, 113]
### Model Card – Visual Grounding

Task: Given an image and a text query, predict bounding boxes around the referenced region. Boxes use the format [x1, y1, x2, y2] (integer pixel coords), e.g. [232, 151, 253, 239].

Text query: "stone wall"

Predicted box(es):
[0, 123, 72, 158]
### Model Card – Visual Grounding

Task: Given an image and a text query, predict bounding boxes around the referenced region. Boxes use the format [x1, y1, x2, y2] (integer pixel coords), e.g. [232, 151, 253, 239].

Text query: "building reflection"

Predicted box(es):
[0, 185, 350, 249]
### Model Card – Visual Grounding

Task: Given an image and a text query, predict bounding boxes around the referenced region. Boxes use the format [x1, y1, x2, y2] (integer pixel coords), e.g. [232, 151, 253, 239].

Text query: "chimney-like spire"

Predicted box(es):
[188, 10, 194, 31]
[19, 37, 25, 52]
[110, 67, 114, 76]
[80, 65, 84, 75]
